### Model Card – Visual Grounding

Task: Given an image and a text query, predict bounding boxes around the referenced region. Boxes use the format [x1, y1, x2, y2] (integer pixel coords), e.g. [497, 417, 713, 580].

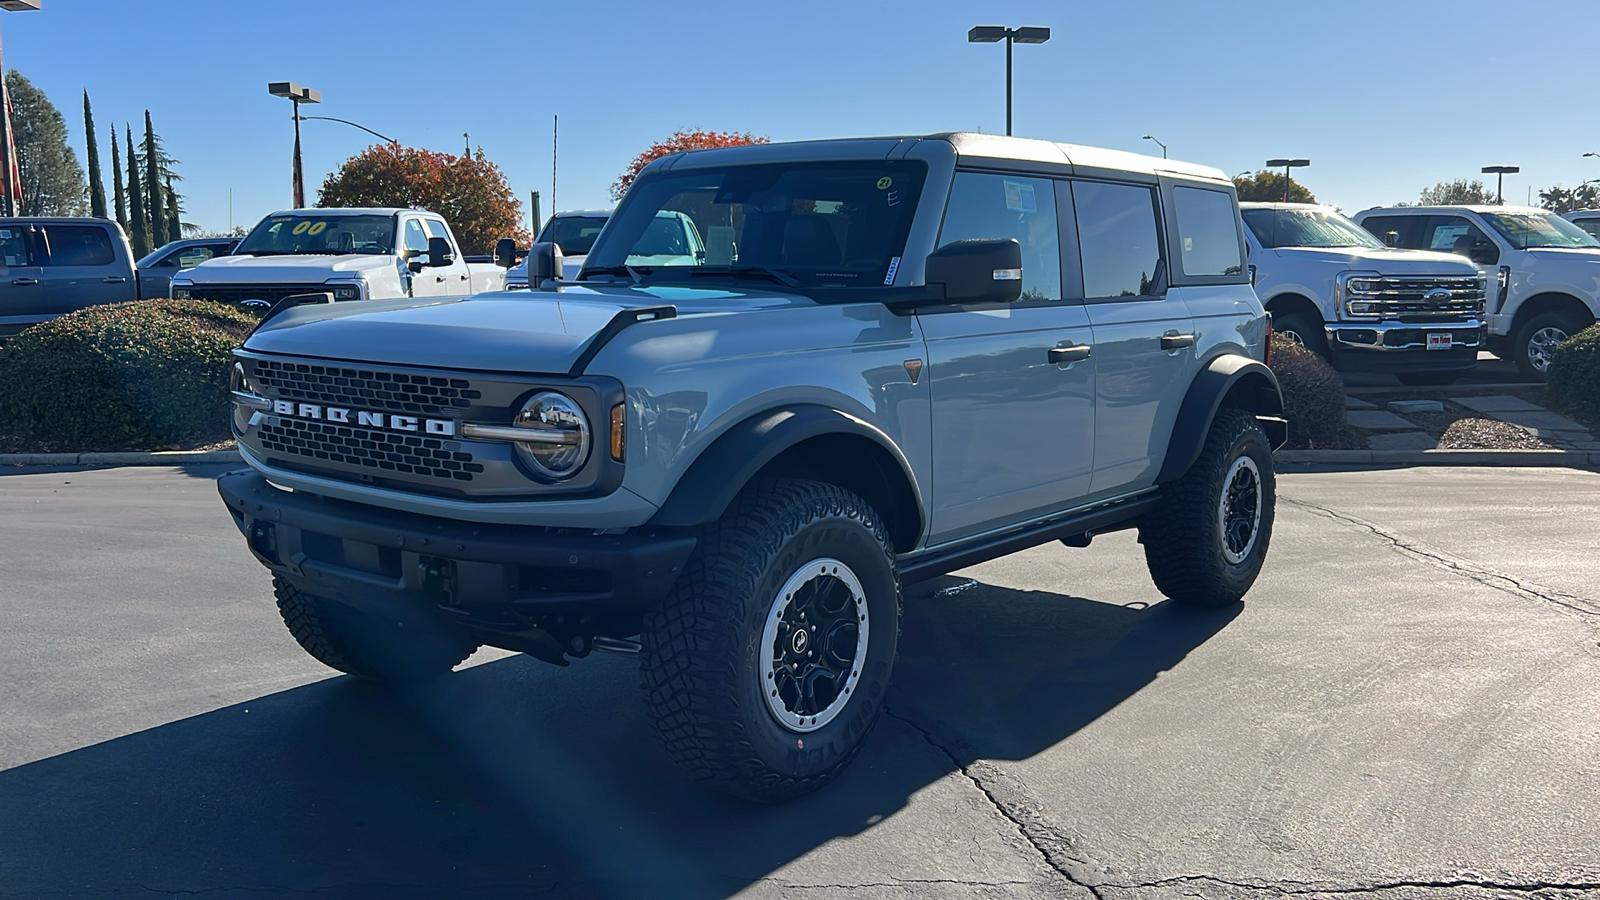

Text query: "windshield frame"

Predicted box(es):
[235, 213, 399, 256]
[582, 158, 929, 292]
[1479, 211, 1600, 250]
[1242, 207, 1383, 250]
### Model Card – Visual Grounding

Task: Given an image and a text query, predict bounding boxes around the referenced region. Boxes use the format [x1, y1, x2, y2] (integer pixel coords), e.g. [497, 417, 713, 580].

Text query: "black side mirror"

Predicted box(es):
[425, 236, 455, 268]
[494, 237, 517, 268]
[526, 241, 565, 288]
[924, 238, 1022, 304]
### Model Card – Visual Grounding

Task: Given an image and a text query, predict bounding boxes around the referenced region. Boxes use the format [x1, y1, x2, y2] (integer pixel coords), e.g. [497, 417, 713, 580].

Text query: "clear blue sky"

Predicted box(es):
[7, 0, 1596, 233]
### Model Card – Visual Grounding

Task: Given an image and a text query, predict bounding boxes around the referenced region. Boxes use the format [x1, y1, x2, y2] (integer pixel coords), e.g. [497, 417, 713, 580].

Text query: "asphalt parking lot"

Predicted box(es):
[3, 464, 1599, 899]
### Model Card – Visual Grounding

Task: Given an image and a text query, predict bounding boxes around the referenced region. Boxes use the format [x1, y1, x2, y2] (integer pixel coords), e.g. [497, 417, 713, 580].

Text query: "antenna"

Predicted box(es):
[551, 114, 558, 215]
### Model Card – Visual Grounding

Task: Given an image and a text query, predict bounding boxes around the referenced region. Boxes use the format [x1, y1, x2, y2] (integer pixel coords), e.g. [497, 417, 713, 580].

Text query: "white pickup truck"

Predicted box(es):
[1354, 205, 1600, 379]
[1243, 203, 1486, 385]
[171, 208, 505, 308]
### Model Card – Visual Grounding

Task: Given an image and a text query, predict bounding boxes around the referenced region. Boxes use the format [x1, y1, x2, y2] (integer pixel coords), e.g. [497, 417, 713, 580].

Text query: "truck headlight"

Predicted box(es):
[324, 280, 365, 301]
[229, 362, 271, 433]
[509, 391, 590, 479]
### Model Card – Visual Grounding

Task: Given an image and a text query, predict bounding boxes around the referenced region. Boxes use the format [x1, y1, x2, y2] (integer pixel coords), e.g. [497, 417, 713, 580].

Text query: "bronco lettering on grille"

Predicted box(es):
[271, 400, 456, 436]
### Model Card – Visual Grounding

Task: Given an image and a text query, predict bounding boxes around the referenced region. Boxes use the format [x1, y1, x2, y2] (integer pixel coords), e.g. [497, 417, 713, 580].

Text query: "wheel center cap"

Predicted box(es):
[791, 628, 810, 653]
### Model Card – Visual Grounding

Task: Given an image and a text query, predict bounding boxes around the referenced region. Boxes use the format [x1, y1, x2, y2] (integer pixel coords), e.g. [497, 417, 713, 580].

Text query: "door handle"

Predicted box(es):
[1048, 344, 1092, 365]
[435, 275, 446, 282]
[1160, 332, 1195, 351]
[103, 276, 128, 283]
[459, 274, 469, 281]
[11, 277, 37, 286]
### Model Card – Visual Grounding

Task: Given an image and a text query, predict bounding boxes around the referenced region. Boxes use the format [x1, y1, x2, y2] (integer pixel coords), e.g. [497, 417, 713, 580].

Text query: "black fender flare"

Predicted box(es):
[649, 404, 924, 535]
[1157, 355, 1286, 484]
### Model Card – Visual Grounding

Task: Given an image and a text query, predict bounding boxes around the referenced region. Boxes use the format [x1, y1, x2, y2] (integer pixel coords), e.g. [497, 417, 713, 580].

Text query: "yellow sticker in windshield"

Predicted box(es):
[307, 222, 327, 236]
[292, 221, 310, 235]
[291, 220, 329, 236]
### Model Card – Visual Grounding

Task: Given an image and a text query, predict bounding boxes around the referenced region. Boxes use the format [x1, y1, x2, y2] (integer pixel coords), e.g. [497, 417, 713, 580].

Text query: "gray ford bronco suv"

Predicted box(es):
[219, 133, 1285, 801]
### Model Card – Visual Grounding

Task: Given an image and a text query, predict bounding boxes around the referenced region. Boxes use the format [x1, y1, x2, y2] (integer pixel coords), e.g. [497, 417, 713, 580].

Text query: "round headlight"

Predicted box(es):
[512, 391, 590, 479]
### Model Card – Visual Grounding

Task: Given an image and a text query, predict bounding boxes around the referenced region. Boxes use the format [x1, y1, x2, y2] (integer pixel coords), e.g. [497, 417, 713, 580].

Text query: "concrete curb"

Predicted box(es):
[1275, 448, 1599, 467]
[0, 448, 241, 467]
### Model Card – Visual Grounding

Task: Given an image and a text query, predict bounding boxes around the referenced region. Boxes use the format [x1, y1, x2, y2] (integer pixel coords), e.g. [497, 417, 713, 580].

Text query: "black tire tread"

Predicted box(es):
[639, 477, 899, 803]
[1141, 408, 1273, 607]
[273, 576, 475, 680]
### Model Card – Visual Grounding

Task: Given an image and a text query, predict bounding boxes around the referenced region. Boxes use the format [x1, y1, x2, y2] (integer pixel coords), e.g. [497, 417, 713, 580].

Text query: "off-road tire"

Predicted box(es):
[1141, 408, 1275, 607]
[1513, 310, 1587, 381]
[1272, 310, 1329, 358]
[273, 576, 477, 681]
[640, 478, 901, 803]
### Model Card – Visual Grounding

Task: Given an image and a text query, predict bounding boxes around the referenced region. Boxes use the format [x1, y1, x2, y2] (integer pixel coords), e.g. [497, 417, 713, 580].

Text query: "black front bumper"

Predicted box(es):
[1329, 344, 1480, 374]
[217, 469, 696, 649]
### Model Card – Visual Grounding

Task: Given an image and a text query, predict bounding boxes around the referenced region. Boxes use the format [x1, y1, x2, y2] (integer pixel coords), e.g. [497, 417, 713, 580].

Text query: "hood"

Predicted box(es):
[184, 253, 395, 284]
[1268, 245, 1481, 274]
[242, 283, 806, 374]
[1523, 247, 1600, 264]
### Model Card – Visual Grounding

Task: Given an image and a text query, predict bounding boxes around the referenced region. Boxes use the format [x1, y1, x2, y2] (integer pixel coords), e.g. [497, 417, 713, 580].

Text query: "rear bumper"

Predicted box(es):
[217, 469, 696, 646]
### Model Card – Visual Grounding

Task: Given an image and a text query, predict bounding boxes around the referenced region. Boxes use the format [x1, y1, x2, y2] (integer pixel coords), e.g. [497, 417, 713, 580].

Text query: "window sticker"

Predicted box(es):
[884, 256, 901, 285]
[1429, 224, 1469, 250]
[1184, 237, 1194, 252]
[0, 230, 11, 238]
[308, 221, 327, 236]
[876, 176, 893, 190]
[1004, 180, 1037, 213]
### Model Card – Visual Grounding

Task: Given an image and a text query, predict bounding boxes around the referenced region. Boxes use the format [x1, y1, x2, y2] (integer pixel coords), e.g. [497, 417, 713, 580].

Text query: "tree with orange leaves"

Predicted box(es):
[317, 143, 529, 255]
[611, 129, 769, 201]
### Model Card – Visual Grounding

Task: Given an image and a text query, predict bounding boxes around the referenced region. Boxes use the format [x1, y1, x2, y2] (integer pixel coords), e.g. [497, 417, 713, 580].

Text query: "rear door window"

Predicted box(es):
[937, 172, 1062, 302]
[1072, 181, 1163, 299]
[1357, 215, 1423, 249]
[1172, 186, 1242, 277]
[41, 225, 115, 267]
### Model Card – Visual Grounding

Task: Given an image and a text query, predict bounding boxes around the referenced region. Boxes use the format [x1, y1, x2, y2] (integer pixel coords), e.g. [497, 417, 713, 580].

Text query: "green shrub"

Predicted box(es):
[0, 299, 259, 451]
[1548, 323, 1600, 432]
[1269, 333, 1350, 449]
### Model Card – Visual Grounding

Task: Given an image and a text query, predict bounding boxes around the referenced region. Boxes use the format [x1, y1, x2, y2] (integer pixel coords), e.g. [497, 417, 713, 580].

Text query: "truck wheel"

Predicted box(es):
[1141, 409, 1275, 607]
[1396, 372, 1459, 386]
[1514, 311, 1586, 380]
[1272, 310, 1328, 358]
[640, 478, 900, 803]
[273, 576, 477, 681]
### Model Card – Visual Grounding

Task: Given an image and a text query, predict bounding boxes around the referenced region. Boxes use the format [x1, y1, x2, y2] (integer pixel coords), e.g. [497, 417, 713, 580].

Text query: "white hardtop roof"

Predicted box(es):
[939, 132, 1228, 182]
[1239, 202, 1341, 212]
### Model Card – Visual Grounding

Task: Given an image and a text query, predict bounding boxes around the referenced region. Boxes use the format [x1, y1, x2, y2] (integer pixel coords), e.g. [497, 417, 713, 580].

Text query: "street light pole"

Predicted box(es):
[968, 25, 1050, 137]
[1481, 165, 1519, 205]
[268, 82, 321, 209]
[1265, 157, 1311, 203]
[1142, 135, 1168, 158]
[297, 115, 395, 144]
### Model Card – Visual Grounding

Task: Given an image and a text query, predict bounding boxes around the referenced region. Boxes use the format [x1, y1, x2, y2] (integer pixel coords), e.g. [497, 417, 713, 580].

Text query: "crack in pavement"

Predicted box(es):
[1281, 496, 1600, 621]
[883, 708, 1103, 899]
[1120, 872, 1600, 896]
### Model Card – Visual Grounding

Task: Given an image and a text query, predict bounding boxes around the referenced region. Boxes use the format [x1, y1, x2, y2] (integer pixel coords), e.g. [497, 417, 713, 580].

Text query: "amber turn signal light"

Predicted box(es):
[610, 403, 625, 462]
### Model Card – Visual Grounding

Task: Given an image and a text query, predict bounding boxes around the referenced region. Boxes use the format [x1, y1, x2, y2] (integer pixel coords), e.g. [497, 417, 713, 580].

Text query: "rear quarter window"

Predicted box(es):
[1172, 187, 1242, 277]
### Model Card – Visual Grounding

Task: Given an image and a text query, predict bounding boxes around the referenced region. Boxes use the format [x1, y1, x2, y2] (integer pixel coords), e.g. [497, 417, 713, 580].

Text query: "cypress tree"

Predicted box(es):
[82, 91, 106, 218]
[110, 126, 127, 233]
[165, 175, 181, 243]
[143, 111, 163, 247]
[125, 125, 148, 257]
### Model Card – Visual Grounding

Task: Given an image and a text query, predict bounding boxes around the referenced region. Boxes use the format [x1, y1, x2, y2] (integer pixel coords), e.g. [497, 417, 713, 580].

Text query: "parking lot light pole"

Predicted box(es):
[1141, 135, 1167, 158]
[1481, 165, 1519, 205]
[297, 115, 394, 144]
[1265, 158, 1310, 203]
[968, 25, 1050, 137]
[268, 82, 321, 209]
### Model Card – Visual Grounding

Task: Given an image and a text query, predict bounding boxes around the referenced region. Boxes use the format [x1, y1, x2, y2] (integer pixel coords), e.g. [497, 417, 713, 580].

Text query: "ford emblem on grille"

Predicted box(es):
[1423, 288, 1453, 302]
[271, 400, 457, 436]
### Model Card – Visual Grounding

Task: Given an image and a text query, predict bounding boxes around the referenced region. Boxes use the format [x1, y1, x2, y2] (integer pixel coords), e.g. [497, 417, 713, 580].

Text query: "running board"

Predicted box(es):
[898, 494, 1161, 585]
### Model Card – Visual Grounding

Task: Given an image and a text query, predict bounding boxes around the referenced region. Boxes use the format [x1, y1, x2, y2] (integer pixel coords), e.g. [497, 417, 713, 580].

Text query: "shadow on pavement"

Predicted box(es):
[0, 576, 1236, 898]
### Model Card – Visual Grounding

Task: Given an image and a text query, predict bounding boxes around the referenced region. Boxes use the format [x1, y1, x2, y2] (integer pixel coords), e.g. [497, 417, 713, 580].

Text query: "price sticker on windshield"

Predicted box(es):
[291, 221, 329, 236]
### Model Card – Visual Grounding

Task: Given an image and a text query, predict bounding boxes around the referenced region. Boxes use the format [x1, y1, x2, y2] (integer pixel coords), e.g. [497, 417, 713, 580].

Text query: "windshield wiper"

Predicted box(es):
[688, 265, 801, 288]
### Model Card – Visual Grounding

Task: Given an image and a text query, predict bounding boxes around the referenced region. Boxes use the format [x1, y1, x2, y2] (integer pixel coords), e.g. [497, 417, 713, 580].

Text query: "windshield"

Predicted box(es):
[235, 214, 396, 256]
[1480, 212, 1600, 250]
[584, 160, 928, 289]
[537, 216, 608, 256]
[1242, 207, 1382, 250]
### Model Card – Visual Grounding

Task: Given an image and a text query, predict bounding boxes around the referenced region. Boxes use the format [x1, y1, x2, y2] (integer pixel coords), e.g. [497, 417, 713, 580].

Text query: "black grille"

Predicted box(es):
[259, 417, 485, 482]
[188, 284, 330, 306]
[252, 359, 482, 417]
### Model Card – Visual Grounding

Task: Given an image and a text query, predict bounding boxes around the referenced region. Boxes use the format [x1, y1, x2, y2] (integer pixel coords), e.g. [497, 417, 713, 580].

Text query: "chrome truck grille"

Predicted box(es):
[1343, 275, 1485, 321]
